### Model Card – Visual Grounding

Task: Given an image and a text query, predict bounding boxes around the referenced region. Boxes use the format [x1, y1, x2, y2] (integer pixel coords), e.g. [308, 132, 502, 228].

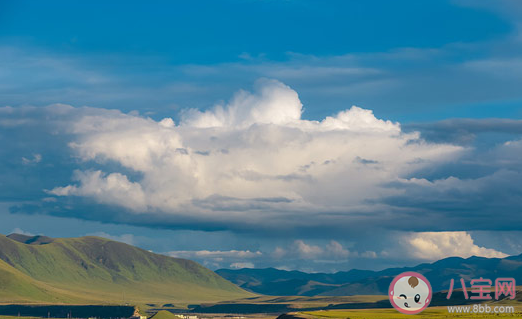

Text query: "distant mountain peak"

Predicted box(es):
[7, 233, 55, 245]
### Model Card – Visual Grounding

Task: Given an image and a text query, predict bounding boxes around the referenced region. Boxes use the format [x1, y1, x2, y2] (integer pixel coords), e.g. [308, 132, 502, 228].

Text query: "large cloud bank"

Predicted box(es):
[37, 79, 462, 230]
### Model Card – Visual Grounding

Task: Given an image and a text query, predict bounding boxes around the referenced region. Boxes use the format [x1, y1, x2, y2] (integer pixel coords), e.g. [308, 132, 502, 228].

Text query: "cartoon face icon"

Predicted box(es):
[389, 271, 432, 314]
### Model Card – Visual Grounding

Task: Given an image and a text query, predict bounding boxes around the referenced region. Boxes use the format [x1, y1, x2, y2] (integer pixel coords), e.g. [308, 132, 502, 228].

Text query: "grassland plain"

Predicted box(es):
[0, 234, 252, 304]
[298, 306, 522, 319]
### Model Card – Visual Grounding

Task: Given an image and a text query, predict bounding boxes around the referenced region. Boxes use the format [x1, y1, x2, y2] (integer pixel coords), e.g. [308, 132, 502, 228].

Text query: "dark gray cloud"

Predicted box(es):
[405, 118, 522, 145]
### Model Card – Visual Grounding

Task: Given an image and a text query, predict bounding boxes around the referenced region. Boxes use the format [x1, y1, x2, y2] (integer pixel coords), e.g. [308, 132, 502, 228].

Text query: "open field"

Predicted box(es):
[2, 297, 522, 319]
[145, 295, 389, 314]
[215, 295, 388, 308]
[299, 306, 522, 319]
[122, 293, 522, 316]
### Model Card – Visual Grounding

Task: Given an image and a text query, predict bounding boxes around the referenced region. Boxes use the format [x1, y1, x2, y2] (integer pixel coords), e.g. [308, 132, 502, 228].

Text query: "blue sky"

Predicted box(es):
[1, 0, 522, 272]
[1, 1, 509, 59]
[2, 0, 521, 121]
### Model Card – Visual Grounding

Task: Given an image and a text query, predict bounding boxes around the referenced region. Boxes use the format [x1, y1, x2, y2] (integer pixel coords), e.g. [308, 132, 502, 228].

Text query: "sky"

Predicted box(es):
[1, 0, 522, 272]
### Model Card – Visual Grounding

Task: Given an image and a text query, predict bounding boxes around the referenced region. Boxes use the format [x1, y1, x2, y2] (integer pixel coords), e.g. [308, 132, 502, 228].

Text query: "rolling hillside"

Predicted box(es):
[217, 254, 522, 296]
[215, 268, 374, 296]
[0, 234, 252, 304]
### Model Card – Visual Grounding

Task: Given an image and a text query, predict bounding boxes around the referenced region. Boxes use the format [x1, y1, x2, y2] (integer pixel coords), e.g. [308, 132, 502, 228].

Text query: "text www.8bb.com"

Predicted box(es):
[447, 304, 515, 314]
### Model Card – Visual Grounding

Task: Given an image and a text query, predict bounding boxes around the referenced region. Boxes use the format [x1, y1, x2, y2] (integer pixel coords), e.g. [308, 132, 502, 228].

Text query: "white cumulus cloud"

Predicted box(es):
[49, 170, 147, 211]
[43, 79, 462, 230]
[230, 262, 255, 269]
[404, 231, 508, 260]
[181, 79, 303, 128]
[293, 240, 324, 259]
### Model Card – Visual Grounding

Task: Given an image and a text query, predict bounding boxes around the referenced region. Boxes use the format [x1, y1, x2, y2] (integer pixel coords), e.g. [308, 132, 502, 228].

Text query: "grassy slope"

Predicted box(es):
[216, 268, 376, 296]
[0, 235, 252, 304]
[149, 310, 180, 319]
[0, 259, 86, 304]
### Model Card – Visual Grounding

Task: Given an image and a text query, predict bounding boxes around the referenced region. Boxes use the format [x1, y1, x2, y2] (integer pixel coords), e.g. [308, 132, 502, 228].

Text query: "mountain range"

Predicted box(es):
[0, 233, 251, 304]
[217, 254, 522, 296]
[3, 231, 521, 307]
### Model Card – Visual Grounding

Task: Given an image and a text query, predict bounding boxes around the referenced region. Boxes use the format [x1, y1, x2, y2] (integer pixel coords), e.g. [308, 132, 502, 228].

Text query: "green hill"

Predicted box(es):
[149, 310, 180, 319]
[0, 234, 252, 304]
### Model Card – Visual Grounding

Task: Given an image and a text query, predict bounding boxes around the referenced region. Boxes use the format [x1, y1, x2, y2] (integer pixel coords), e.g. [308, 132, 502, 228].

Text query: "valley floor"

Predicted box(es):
[297, 307, 522, 319]
[4, 307, 522, 319]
